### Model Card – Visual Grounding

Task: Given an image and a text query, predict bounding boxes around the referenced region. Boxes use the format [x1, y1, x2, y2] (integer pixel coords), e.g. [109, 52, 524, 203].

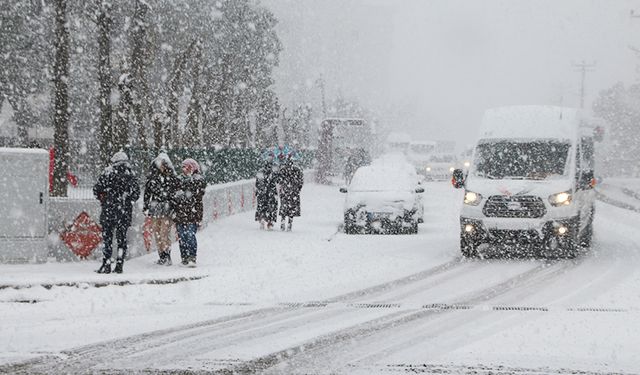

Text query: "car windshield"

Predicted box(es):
[473, 140, 570, 180]
[429, 154, 454, 163]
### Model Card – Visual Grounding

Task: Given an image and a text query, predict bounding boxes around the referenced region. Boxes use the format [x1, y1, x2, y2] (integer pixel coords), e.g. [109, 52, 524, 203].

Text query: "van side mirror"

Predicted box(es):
[339, 187, 348, 193]
[452, 168, 465, 189]
[579, 171, 595, 190]
[415, 187, 425, 193]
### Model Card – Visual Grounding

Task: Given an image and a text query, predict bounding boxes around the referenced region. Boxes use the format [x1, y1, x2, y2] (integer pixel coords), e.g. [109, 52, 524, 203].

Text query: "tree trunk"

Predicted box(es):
[52, 0, 70, 197]
[113, 73, 132, 152]
[165, 40, 196, 149]
[184, 41, 202, 148]
[130, 0, 149, 152]
[97, 0, 112, 166]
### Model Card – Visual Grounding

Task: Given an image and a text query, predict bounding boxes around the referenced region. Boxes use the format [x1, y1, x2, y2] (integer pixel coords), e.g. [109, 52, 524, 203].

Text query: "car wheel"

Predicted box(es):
[344, 212, 357, 235]
[410, 221, 418, 234]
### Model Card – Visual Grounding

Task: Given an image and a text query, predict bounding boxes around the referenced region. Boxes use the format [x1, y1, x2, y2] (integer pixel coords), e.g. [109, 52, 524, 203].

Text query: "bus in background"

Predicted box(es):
[385, 132, 411, 155]
[315, 118, 373, 183]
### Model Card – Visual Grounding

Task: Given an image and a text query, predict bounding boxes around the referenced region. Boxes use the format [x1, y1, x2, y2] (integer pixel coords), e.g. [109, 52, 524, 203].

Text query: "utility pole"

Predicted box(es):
[316, 75, 327, 119]
[631, 9, 640, 80]
[572, 60, 596, 109]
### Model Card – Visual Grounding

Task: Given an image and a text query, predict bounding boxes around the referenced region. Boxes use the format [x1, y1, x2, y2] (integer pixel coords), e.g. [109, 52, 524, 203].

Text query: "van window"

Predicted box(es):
[474, 141, 570, 180]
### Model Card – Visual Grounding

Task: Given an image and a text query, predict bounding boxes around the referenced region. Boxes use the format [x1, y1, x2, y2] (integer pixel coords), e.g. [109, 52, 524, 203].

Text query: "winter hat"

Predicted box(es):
[111, 151, 128, 164]
[153, 152, 174, 171]
[181, 158, 200, 174]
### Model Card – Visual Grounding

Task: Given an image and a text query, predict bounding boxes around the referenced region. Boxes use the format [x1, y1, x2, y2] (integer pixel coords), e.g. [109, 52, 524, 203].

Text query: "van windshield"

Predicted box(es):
[473, 141, 570, 180]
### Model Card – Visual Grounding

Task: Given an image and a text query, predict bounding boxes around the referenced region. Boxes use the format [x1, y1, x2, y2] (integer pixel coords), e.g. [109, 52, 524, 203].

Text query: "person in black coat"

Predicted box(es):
[173, 158, 206, 266]
[144, 153, 180, 266]
[276, 157, 304, 231]
[255, 161, 278, 230]
[93, 151, 140, 274]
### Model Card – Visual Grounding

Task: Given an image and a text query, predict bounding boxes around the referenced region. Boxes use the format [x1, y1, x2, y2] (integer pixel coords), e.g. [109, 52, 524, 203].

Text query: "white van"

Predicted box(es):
[452, 106, 596, 258]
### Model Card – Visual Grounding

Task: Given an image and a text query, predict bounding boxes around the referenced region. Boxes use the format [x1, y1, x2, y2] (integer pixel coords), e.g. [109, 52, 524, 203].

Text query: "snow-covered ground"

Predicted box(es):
[1, 180, 640, 374]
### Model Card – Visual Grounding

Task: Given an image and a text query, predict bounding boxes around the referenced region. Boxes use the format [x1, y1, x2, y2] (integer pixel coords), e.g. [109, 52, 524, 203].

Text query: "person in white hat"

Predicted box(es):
[93, 151, 140, 274]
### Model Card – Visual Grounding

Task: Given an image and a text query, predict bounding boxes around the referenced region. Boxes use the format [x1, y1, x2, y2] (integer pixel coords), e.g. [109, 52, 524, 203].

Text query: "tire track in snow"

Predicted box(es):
[253, 258, 586, 375]
[1, 258, 470, 374]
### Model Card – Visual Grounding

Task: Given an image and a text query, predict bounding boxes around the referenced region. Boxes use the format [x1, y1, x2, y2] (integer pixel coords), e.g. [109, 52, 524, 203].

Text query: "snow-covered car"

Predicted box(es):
[340, 164, 424, 234]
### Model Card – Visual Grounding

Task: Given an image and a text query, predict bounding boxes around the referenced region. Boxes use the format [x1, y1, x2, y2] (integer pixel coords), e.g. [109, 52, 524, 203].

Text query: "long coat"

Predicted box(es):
[93, 162, 140, 227]
[172, 172, 206, 224]
[255, 167, 278, 222]
[143, 167, 180, 218]
[276, 163, 304, 217]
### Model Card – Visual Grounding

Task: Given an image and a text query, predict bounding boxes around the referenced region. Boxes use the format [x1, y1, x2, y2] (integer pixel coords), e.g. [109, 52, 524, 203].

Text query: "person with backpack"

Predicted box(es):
[173, 158, 206, 267]
[93, 151, 140, 274]
[144, 152, 180, 265]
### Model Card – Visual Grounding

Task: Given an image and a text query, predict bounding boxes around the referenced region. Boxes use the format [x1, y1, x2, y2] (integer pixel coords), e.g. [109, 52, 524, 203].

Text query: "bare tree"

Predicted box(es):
[52, 0, 70, 197]
[96, 0, 113, 165]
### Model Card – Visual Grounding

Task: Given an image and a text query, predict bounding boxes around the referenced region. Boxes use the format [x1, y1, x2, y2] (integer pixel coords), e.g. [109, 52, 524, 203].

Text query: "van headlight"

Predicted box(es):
[464, 191, 482, 206]
[549, 191, 572, 206]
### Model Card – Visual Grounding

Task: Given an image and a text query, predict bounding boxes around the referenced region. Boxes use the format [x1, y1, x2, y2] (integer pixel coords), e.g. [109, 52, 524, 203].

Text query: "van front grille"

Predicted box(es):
[483, 195, 546, 218]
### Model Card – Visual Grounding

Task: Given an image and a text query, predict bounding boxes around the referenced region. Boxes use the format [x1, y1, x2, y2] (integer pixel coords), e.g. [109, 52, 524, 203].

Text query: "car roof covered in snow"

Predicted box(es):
[350, 163, 417, 192]
[478, 105, 587, 142]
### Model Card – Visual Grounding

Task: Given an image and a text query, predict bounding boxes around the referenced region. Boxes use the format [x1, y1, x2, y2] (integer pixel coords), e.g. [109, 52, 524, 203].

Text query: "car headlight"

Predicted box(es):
[464, 161, 470, 168]
[464, 191, 482, 206]
[549, 191, 572, 206]
[449, 167, 455, 172]
[426, 166, 431, 172]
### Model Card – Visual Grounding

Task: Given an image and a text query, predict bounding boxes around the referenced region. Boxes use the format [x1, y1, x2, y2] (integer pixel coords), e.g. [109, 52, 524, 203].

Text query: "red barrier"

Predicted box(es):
[60, 212, 102, 259]
[240, 187, 245, 209]
[227, 191, 233, 215]
[213, 197, 219, 221]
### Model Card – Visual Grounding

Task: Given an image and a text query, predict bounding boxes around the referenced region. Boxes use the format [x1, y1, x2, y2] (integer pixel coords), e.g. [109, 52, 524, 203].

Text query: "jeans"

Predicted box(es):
[102, 222, 128, 261]
[176, 223, 198, 260]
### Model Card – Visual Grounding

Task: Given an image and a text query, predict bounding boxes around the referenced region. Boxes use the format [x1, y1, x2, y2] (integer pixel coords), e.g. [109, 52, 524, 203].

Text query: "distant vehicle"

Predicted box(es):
[424, 153, 458, 180]
[385, 132, 411, 155]
[452, 105, 597, 258]
[408, 140, 436, 174]
[315, 118, 372, 182]
[340, 159, 424, 235]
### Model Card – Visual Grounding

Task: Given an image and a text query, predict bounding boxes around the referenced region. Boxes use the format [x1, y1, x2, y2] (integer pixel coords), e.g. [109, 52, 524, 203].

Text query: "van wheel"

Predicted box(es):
[580, 221, 593, 248]
[560, 236, 579, 258]
[579, 207, 595, 248]
[461, 236, 478, 258]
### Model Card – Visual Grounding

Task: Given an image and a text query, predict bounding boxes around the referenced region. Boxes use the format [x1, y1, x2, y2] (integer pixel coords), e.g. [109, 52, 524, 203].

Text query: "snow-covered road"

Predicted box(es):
[2, 181, 640, 374]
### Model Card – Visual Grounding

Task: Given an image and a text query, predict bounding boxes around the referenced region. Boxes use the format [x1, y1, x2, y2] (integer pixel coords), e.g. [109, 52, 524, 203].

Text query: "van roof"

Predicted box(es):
[479, 105, 588, 141]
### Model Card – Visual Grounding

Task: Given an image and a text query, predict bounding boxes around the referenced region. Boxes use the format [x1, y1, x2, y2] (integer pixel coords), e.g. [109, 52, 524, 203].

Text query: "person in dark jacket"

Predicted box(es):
[276, 157, 304, 231]
[255, 160, 278, 230]
[144, 152, 180, 266]
[93, 151, 140, 274]
[173, 158, 206, 267]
